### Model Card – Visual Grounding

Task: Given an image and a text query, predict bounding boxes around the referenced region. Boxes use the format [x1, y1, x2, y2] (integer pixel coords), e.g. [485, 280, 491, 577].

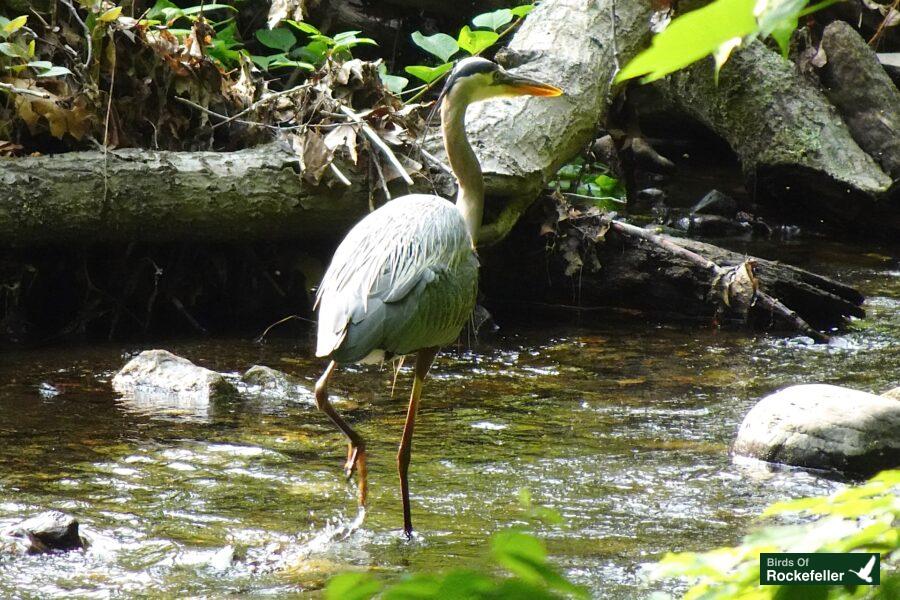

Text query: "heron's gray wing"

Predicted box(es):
[316, 195, 476, 361]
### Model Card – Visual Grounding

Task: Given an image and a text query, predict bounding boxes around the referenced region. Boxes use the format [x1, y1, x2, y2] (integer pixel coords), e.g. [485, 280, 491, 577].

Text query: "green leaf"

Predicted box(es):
[381, 574, 442, 599]
[616, 0, 757, 83]
[325, 572, 382, 600]
[3, 15, 27, 34]
[98, 7, 122, 22]
[250, 53, 283, 70]
[292, 41, 329, 65]
[510, 4, 535, 18]
[457, 26, 499, 55]
[35, 65, 72, 78]
[0, 41, 28, 58]
[378, 64, 408, 94]
[411, 31, 459, 62]
[473, 9, 514, 31]
[405, 62, 453, 83]
[145, 0, 178, 22]
[179, 4, 238, 16]
[492, 531, 589, 598]
[269, 58, 314, 70]
[285, 20, 322, 36]
[255, 28, 296, 52]
[26, 60, 52, 70]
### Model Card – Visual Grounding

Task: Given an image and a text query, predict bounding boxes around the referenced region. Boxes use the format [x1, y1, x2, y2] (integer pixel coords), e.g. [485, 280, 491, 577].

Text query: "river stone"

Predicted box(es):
[241, 365, 315, 404]
[882, 386, 900, 401]
[734, 384, 900, 477]
[112, 350, 237, 413]
[4, 511, 85, 553]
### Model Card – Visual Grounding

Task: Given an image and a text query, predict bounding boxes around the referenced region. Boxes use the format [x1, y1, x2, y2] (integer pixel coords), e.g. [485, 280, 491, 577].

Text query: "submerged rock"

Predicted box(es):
[734, 384, 900, 477]
[3, 511, 85, 554]
[112, 350, 237, 416]
[241, 365, 315, 404]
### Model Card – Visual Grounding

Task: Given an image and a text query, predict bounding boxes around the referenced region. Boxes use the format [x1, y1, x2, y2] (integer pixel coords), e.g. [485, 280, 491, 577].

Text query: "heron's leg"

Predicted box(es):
[315, 361, 367, 506]
[397, 347, 439, 538]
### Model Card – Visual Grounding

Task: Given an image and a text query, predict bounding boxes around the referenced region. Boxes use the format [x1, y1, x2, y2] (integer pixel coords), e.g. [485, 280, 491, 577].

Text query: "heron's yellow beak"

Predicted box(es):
[501, 74, 563, 97]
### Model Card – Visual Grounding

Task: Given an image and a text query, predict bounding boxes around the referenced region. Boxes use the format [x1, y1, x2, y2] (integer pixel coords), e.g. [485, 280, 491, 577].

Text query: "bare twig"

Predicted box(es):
[340, 104, 414, 186]
[0, 82, 51, 99]
[419, 147, 453, 175]
[210, 83, 311, 129]
[61, 0, 92, 69]
[869, 0, 900, 47]
[329, 162, 351, 186]
[367, 139, 392, 204]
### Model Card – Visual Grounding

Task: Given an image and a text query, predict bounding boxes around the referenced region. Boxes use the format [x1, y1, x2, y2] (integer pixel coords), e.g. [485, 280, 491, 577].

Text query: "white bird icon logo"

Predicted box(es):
[848, 555, 876, 583]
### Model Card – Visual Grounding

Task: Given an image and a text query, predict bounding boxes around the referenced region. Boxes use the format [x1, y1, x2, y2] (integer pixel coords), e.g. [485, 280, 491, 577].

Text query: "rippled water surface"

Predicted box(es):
[0, 239, 898, 598]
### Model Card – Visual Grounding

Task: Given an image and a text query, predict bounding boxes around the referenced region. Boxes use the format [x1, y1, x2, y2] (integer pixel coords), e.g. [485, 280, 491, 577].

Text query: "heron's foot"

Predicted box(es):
[344, 443, 367, 506]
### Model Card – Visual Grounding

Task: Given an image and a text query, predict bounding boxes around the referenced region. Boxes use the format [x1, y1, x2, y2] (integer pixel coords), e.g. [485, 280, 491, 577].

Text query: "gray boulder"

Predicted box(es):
[112, 350, 237, 417]
[734, 384, 900, 477]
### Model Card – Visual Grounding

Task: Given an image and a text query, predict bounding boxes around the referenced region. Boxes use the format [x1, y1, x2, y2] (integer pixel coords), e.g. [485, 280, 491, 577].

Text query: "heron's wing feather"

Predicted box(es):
[316, 195, 475, 360]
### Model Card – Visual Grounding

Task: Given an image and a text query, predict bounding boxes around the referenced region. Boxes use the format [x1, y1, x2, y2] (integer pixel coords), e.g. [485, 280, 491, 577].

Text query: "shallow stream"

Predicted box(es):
[0, 239, 897, 598]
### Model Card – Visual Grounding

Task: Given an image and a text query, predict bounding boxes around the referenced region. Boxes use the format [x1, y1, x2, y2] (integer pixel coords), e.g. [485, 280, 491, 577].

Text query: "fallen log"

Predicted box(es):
[0, 144, 376, 245]
[482, 197, 864, 336]
[651, 41, 898, 235]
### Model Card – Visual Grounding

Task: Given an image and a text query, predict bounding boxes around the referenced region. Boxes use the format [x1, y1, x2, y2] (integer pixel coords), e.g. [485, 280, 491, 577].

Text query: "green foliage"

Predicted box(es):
[401, 3, 535, 94]
[324, 529, 587, 600]
[457, 26, 499, 55]
[650, 470, 900, 599]
[0, 14, 71, 80]
[411, 31, 459, 62]
[249, 20, 376, 73]
[617, 0, 840, 84]
[473, 9, 514, 32]
[551, 158, 627, 212]
[144, 1, 236, 26]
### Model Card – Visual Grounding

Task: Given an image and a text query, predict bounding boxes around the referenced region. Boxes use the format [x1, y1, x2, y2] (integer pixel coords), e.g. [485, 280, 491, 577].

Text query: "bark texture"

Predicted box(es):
[655, 41, 898, 234]
[0, 144, 377, 245]
[818, 20, 900, 179]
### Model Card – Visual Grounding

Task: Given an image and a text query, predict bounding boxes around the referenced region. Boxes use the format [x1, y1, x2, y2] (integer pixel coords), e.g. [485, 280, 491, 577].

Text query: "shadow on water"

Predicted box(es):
[0, 238, 898, 598]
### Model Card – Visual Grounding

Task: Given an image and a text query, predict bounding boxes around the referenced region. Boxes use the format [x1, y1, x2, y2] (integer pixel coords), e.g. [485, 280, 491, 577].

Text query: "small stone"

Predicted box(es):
[734, 384, 900, 477]
[5, 511, 85, 553]
[241, 365, 315, 404]
[691, 189, 738, 217]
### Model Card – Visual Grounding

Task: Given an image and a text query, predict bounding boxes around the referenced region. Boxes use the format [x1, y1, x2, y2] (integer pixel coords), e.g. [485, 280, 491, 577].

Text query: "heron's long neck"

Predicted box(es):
[441, 99, 483, 244]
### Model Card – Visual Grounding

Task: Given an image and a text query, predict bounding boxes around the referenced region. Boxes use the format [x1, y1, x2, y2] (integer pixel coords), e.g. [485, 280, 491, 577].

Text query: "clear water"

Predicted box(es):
[0, 239, 897, 598]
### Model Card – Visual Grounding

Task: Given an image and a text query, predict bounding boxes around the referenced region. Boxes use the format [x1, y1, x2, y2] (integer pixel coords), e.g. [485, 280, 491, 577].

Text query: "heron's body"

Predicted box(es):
[311, 57, 561, 537]
[315, 194, 479, 364]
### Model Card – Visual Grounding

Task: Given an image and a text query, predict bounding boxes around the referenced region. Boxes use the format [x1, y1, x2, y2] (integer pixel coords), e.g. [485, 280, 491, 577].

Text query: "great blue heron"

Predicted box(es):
[314, 57, 562, 537]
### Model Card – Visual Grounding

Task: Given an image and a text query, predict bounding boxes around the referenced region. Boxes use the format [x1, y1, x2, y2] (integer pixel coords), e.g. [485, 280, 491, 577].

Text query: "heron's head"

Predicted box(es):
[440, 57, 563, 107]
